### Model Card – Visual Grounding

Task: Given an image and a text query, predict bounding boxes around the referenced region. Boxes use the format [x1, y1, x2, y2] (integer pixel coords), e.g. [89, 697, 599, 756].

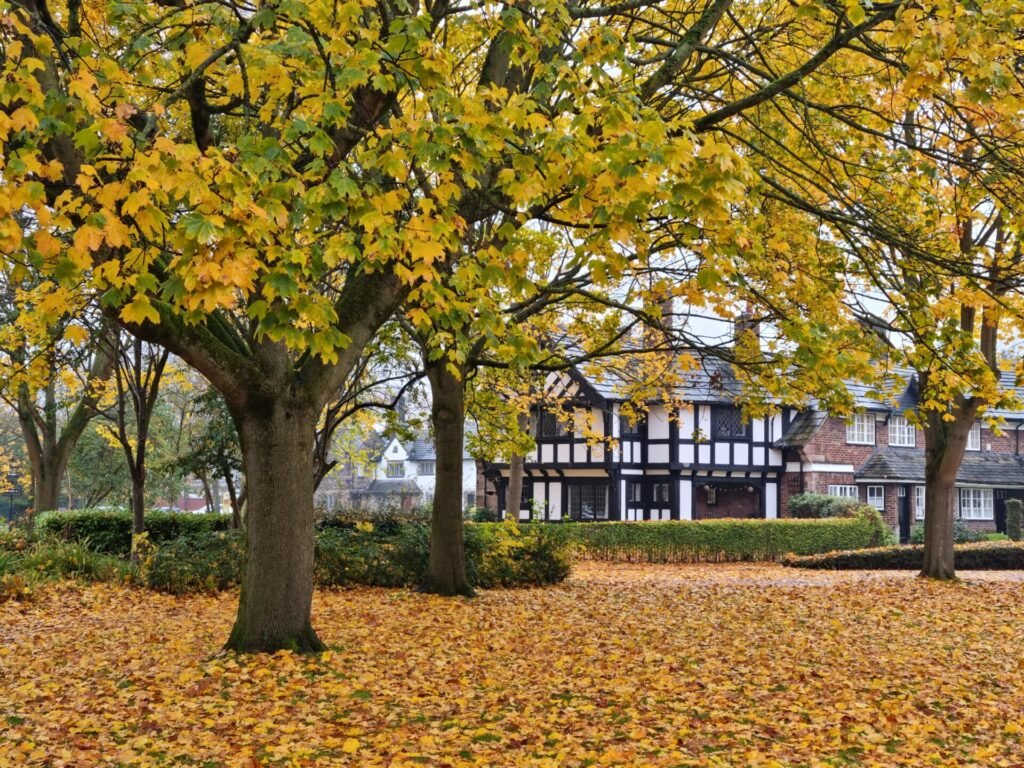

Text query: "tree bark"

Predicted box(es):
[920, 405, 975, 580]
[225, 403, 325, 653]
[224, 470, 241, 529]
[423, 360, 473, 596]
[129, 472, 145, 565]
[504, 413, 530, 523]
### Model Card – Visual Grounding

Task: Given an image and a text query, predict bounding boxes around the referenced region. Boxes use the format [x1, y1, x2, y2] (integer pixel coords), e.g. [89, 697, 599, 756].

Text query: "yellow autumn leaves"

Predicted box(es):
[4, 564, 1024, 767]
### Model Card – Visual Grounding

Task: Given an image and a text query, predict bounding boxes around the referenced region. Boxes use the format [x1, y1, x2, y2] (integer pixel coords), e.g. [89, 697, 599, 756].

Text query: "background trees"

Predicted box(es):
[5, 0, 1024, 651]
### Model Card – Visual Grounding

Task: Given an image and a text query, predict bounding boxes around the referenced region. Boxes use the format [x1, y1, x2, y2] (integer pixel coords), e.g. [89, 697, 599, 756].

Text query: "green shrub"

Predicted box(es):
[468, 524, 574, 588]
[787, 493, 863, 519]
[543, 511, 887, 564]
[18, 539, 130, 582]
[783, 541, 1024, 570]
[467, 506, 498, 523]
[314, 523, 571, 589]
[317, 506, 432, 536]
[1007, 500, 1023, 542]
[144, 531, 246, 594]
[909, 520, 986, 545]
[314, 526, 423, 587]
[36, 509, 231, 557]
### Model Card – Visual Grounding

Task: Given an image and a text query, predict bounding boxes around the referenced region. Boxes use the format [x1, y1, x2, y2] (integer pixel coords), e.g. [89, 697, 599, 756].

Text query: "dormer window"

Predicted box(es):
[888, 415, 916, 447]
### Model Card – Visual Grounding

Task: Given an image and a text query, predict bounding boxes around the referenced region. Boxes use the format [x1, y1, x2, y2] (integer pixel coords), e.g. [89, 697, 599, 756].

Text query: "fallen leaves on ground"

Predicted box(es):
[3, 563, 1024, 767]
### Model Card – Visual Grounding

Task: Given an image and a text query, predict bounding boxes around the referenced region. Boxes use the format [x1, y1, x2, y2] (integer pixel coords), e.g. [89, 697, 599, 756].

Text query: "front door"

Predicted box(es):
[898, 487, 912, 544]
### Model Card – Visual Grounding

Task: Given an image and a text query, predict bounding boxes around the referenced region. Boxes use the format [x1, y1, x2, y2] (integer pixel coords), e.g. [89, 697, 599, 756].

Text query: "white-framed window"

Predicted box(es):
[846, 413, 875, 445]
[386, 461, 404, 479]
[959, 488, 993, 520]
[966, 422, 981, 451]
[888, 415, 916, 447]
[915, 485, 925, 520]
[417, 461, 435, 476]
[867, 485, 885, 510]
[827, 485, 859, 499]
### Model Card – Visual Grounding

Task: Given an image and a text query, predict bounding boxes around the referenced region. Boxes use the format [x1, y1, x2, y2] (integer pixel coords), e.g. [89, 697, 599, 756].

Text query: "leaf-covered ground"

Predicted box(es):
[3, 564, 1024, 767]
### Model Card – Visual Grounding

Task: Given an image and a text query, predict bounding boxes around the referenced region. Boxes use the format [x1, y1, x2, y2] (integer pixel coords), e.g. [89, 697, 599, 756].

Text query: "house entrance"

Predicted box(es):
[694, 481, 762, 519]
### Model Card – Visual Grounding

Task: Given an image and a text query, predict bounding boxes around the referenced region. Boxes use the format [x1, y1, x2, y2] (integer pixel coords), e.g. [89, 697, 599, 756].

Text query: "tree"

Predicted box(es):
[107, 335, 169, 561]
[713, 2, 1024, 578]
[2, 0, 923, 646]
[172, 390, 243, 527]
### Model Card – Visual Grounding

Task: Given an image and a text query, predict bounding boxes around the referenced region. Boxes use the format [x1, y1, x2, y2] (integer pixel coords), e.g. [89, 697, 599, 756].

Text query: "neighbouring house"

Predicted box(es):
[485, 361, 1024, 543]
[315, 431, 480, 512]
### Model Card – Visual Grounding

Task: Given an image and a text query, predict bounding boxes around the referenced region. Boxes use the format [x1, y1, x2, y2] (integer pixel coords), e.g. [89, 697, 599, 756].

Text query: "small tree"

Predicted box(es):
[1007, 500, 1023, 543]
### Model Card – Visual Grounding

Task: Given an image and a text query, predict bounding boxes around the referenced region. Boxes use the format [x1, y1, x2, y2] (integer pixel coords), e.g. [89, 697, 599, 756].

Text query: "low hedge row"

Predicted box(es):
[143, 522, 573, 594]
[37, 509, 230, 557]
[540, 512, 890, 563]
[783, 541, 1024, 570]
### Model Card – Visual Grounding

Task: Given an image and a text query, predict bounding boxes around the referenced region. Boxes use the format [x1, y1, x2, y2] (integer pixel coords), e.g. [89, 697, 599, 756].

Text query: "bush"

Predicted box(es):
[542, 511, 888, 564]
[314, 526, 422, 588]
[787, 493, 864, 519]
[314, 523, 572, 589]
[783, 541, 1024, 570]
[468, 524, 573, 588]
[316, 506, 431, 536]
[36, 509, 231, 557]
[1008, 499, 1023, 542]
[467, 506, 498, 523]
[909, 520, 986, 545]
[144, 531, 246, 594]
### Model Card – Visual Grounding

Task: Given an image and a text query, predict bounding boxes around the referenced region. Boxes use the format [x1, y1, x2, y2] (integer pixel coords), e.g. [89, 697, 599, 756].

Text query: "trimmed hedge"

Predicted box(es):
[144, 531, 247, 594]
[145, 522, 573, 594]
[786, 493, 864, 519]
[37, 509, 230, 557]
[540, 512, 890, 563]
[783, 541, 1024, 570]
[909, 520, 984, 545]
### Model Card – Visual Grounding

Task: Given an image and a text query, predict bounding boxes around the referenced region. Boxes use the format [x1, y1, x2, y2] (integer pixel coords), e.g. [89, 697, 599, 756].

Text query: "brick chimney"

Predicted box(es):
[734, 305, 760, 345]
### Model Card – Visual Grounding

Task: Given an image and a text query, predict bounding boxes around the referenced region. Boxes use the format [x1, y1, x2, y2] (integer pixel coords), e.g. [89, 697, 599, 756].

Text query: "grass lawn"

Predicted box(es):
[3, 563, 1024, 767]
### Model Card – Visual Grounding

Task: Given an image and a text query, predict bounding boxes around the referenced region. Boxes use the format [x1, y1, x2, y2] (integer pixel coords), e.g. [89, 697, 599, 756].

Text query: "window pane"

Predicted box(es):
[966, 423, 981, 451]
[846, 414, 875, 445]
[620, 415, 643, 436]
[712, 407, 747, 439]
[568, 484, 608, 521]
[827, 485, 858, 499]
[867, 486, 884, 510]
[889, 416, 915, 447]
[387, 461, 404, 478]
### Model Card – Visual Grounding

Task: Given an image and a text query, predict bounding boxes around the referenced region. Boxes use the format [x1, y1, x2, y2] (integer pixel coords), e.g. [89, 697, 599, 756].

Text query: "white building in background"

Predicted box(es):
[315, 432, 480, 513]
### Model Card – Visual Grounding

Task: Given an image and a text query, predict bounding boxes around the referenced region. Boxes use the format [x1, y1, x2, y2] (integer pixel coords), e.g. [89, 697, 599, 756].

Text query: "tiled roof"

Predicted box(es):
[360, 479, 423, 495]
[856, 448, 1024, 485]
[583, 354, 745, 404]
[774, 411, 827, 448]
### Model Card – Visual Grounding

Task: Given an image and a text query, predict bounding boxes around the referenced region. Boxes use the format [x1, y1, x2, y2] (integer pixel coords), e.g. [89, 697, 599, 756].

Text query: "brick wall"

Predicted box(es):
[801, 416, 885, 465]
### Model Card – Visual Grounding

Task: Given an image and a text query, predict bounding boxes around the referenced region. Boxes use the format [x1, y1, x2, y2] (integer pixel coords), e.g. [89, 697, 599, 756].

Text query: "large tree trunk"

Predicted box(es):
[225, 403, 324, 653]
[920, 405, 975, 580]
[33, 463, 63, 514]
[423, 361, 473, 596]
